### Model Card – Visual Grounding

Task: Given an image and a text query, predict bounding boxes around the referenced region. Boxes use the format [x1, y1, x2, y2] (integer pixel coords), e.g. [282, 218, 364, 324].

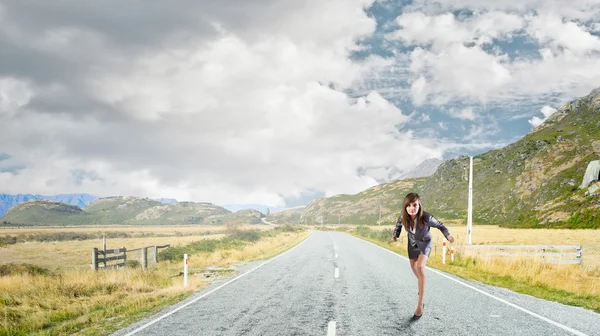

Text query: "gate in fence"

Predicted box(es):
[91, 244, 170, 271]
[92, 247, 126, 270]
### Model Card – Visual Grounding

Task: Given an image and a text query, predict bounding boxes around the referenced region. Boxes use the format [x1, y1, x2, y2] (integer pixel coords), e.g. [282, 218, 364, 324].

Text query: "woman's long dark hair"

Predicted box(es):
[402, 193, 424, 231]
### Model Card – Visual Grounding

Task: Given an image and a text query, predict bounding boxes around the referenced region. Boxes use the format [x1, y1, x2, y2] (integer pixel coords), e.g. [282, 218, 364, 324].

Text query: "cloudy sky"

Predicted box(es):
[1, 0, 600, 207]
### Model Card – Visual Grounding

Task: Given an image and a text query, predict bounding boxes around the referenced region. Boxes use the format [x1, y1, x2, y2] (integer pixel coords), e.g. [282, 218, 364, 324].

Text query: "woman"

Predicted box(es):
[392, 192, 454, 320]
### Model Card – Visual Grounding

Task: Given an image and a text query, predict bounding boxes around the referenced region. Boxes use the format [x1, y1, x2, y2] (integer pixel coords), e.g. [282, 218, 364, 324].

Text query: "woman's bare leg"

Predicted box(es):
[415, 254, 428, 316]
[409, 258, 418, 277]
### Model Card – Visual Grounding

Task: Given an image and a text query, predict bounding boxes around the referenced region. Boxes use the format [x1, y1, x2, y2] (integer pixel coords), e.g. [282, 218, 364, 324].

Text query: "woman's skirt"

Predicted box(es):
[407, 240, 432, 260]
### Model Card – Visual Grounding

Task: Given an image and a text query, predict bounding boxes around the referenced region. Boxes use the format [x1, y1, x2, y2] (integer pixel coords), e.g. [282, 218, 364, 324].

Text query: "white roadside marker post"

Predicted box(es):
[184, 254, 189, 287]
[442, 240, 447, 264]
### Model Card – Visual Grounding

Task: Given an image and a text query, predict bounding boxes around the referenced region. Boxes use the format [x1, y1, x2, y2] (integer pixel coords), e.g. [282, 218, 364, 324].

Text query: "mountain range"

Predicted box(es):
[0, 196, 263, 226]
[0, 194, 283, 218]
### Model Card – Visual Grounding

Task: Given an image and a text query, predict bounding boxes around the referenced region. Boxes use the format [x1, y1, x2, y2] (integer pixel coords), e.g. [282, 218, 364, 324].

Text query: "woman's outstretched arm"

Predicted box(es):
[427, 214, 454, 243]
[392, 216, 403, 241]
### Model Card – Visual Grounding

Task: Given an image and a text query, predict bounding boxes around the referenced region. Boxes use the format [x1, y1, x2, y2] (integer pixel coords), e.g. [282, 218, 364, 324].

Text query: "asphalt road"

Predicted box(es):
[113, 231, 600, 336]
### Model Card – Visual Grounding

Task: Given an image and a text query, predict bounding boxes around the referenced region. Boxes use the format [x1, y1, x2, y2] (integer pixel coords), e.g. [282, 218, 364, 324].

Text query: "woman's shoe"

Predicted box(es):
[411, 303, 424, 320]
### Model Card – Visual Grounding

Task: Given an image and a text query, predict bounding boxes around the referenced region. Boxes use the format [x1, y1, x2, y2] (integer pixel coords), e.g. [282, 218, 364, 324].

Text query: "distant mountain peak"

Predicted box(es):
[400, 158, 443, 179]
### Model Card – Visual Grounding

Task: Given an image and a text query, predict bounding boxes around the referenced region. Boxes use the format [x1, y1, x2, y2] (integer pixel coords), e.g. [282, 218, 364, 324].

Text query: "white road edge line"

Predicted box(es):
[359, 238, 589, 336]
[327, 320, 336, 336]
[334, 268, 339, 278]
[123, 233, 313, 336]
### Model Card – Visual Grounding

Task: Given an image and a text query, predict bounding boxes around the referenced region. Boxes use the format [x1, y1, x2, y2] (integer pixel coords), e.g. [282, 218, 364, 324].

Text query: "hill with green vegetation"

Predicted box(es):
[0, 197, 262, 226]
[0, 200, 89, 225]
[270, 88, 600, 228]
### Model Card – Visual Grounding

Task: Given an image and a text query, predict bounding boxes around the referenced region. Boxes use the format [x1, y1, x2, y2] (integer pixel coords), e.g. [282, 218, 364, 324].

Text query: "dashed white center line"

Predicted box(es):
[334, 268, 339, 278]
[327, 321, 336, 336]
[335, 253, 338, 258]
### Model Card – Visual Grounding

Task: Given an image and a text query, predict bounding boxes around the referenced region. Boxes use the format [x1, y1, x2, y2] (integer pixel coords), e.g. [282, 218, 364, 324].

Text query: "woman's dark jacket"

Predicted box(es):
[393, 212, 451, 250]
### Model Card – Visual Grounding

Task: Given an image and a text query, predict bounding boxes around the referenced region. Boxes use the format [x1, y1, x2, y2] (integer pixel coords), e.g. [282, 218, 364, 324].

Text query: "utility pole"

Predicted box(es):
[467, 156, 473, 245]
[378, 204, 382, 225]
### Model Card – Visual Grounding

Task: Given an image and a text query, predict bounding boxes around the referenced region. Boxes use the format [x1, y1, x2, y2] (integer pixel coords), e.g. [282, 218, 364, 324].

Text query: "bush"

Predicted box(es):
[0, 263, 52, 276]
[0, 235, 17, 247]
[159, 246, 187, 262]
[227, 229, 261, 242]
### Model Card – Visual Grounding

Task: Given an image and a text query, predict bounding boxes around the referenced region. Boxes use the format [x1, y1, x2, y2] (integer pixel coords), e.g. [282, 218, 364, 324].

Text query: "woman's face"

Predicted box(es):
[406, 200, 420, 217]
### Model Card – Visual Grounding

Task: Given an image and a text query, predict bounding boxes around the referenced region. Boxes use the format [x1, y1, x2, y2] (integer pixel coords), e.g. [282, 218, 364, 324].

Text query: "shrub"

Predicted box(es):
[0, 263, 52, 276]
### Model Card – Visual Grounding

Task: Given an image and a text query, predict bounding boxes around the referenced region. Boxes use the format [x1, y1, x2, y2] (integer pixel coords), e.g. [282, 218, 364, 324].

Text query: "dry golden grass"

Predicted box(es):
[449, 254, 600, 295]
[0, 267, 187, 335]
[0, 228, 310, 335]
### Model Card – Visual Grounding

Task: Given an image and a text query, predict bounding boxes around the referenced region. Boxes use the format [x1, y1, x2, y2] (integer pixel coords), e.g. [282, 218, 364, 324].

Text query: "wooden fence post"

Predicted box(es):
[92, 248, 98, 271]
[142, 247, 148, 270]
[102, 236, 106, 268]
[123, 247, 127, 267]
[153, 246, 158, 263]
